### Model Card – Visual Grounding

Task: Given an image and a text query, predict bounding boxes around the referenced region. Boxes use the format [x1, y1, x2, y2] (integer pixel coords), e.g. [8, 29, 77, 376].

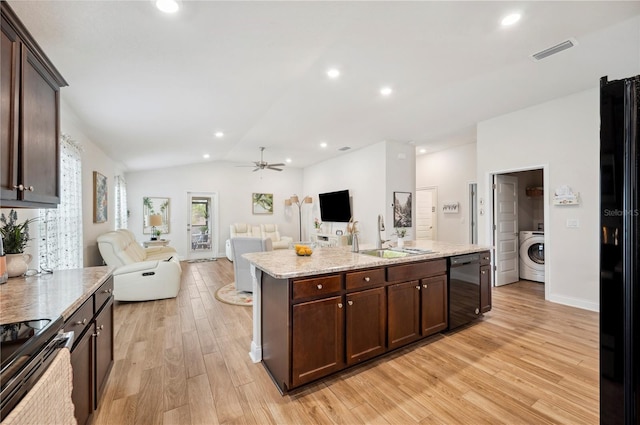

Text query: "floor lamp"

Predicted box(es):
[285, 195, 312, 241]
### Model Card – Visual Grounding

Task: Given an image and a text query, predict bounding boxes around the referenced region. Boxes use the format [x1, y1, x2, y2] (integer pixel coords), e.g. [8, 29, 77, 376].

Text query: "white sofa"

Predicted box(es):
[225, 223, 292, 261]
[97, 229, 182, 301]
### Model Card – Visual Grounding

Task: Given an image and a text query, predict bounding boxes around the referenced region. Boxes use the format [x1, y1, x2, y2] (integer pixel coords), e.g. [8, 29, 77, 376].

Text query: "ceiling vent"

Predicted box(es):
[338, 146, 351, 151]
[531, 38, 577, 61]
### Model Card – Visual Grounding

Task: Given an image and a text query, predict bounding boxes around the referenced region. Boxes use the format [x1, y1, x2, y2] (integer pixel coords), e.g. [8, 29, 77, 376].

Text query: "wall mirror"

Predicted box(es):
[143, 197, 170, 234]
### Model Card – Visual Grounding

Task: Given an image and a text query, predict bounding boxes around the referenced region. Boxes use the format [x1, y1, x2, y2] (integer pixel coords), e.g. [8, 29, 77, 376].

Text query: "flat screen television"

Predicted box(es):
[319, 190, 351, 223]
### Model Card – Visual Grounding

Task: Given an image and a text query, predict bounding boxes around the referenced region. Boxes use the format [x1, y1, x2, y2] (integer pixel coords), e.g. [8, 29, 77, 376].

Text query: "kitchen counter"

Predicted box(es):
[0, 266, 114, 323]
[244, 241, 490, 364]
[243, 240, 488, 279]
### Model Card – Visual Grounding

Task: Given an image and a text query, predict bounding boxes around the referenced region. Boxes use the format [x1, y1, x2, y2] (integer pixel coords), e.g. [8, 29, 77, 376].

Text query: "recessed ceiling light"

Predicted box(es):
[419, 148, 426, 154]
[215, 131, 224, 138]
[203, 154, 210, 159]
[155, 0, 179, 13]
[327, 68, 340, 79]
[286, 158, 292, 163]
[380, 86, 393, 96]
[320, 142, 328, 148]
[501, 13, 521, 26]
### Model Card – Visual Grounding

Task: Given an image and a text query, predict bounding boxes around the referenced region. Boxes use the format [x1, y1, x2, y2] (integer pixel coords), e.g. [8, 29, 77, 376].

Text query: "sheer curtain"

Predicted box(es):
[114, 175, 128, 230]
[39, 134, 83, 271]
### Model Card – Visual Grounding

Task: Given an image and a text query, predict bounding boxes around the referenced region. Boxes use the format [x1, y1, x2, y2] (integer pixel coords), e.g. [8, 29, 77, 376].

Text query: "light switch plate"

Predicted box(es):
[566, 218, 580, 228]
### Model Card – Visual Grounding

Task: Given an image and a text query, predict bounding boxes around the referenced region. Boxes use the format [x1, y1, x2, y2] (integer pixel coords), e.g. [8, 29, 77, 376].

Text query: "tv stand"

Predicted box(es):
[310, 233, 349, 247]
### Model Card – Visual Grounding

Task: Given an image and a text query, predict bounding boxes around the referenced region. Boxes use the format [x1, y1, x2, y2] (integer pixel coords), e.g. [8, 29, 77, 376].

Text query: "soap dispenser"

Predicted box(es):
[351, 233, 359, 253]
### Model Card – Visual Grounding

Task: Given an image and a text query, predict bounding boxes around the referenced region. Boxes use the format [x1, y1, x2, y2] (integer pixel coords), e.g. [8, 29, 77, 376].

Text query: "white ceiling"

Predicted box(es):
[8, 1, 640, 171]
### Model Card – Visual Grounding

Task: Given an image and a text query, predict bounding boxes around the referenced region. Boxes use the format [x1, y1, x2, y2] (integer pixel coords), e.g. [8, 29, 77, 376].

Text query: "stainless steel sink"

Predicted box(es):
[359, 247, 435, 259]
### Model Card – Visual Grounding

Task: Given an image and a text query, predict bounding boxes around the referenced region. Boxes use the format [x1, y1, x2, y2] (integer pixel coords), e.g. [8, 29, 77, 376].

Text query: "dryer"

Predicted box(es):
[519, 231, 545, 282]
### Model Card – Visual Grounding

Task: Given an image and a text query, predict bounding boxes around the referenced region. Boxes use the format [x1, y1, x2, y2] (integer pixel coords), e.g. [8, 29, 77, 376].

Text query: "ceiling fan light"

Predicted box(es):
[156, 0, 179, 13]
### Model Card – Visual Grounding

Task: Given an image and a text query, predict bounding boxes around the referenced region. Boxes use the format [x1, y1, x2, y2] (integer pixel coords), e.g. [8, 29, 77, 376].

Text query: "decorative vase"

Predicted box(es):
[397, 237, 405, 248]
[6, 253, 32, 277]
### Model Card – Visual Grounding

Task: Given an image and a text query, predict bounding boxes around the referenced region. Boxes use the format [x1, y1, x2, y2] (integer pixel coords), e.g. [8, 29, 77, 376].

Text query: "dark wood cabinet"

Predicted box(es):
[67, 277, 114, 425]
[421, 274, 448, 336]
[387, 280, 421, 350]
[70, 328, 93, 425]
[0, 2, 67, 208]
[345, 287, 386, 365]
[292, 296, 344, 387]
[479, 251, 492, 314]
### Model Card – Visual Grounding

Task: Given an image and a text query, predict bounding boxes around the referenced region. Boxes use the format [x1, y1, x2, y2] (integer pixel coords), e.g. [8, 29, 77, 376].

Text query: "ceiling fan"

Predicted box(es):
[242, 147, 285, 172]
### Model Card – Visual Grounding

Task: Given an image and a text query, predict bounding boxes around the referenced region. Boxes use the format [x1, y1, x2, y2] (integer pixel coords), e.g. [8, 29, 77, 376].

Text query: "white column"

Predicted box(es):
[249, 264, 262, 363]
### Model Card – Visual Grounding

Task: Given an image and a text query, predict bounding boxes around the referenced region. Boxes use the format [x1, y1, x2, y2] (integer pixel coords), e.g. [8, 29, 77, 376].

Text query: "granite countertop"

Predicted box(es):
[244, 240, 490, 279]
[0, 266, 114, 324]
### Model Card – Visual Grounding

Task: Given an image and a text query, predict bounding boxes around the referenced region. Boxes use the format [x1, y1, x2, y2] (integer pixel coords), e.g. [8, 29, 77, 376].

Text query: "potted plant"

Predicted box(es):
[0, 210, 36, 277]
[394, 227, 408, 248]
[314, 218, 322, 233]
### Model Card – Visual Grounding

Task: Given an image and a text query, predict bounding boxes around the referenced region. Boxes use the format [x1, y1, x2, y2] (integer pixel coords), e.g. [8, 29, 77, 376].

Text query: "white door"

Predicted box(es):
[493, 175, 519, 286]
[416, 187, 437, 240]
[187, 192, 218, 260]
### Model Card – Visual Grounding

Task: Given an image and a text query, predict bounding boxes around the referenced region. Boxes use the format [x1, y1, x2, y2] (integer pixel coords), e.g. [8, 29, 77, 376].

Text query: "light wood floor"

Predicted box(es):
[93, 260, 599, 425]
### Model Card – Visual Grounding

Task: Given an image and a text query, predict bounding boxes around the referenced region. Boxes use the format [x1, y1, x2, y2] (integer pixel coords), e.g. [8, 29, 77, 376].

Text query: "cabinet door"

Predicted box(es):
[292, 296, 344, 387]
[387, 280, 421, 350]
[71, 328, 94, 425]
[94, 297, 114, 407]
[346, 287, 386, 365]
[19, 46, 60, 205]
[421, 275, 448, 336]
[480, 265, 492, 313]
[0, 16, 19, 201]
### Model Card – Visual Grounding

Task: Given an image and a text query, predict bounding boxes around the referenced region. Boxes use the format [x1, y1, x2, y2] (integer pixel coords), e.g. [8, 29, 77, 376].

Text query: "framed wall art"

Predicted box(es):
[252, 193, 273, 214]
[143, 197, 170, 234]
[393, 191, 412, 227]
[443, 202, 459, 213]
[93, 171, 108, 223]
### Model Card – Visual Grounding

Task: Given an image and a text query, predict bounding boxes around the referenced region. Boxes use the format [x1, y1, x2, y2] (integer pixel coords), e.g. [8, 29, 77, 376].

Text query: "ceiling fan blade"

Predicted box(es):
[267, 166, 283, 171]
[268, 163, 286, 167]
[252, 167, 260, 172]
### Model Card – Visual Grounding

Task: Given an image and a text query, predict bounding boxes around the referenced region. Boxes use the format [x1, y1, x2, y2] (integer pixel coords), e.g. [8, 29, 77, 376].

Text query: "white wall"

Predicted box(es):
[125, 162, 303, 258]
[477, 88, 600, 311]
[416, 143, 477, 243]
[303, 141, 415, 245]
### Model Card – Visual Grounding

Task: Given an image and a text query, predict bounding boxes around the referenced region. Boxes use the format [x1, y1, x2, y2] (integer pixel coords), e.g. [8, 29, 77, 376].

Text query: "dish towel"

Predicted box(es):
[1, 348, 77, 425]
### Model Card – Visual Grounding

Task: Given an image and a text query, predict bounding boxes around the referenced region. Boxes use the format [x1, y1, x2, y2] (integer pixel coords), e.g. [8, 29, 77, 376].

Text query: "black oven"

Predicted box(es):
[0, 316, 73, 419]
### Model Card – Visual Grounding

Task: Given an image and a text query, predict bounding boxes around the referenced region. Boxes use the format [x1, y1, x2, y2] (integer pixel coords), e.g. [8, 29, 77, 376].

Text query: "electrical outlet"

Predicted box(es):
[566, 219, 579, 228]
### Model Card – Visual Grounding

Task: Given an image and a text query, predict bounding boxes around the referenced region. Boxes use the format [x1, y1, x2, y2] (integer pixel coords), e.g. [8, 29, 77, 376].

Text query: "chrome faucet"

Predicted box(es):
[376, 214, 389, 249]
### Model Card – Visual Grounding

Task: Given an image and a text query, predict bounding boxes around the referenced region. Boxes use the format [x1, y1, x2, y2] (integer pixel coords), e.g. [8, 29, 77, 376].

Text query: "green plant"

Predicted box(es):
[154, 228, 162, 238]
[394, 227, 408, 238]
[0, 210, 37, 254]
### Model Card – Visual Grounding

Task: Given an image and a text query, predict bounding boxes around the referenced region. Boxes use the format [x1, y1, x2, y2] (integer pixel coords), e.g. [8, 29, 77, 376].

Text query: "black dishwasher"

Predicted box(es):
[448, 253, 481, 330]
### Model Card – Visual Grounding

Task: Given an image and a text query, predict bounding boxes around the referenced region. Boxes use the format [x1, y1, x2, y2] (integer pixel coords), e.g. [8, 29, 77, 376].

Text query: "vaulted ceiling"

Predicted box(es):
[8, 1, 640, 171]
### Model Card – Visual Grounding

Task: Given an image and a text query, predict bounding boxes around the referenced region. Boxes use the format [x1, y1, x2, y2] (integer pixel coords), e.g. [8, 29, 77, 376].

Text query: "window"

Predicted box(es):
[38, 134, 83, 271]
[114, 175, 128, 230]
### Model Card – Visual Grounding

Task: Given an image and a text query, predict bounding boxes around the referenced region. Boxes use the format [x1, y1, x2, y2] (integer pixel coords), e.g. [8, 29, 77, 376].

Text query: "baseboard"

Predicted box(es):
[548, 293, 599, 312]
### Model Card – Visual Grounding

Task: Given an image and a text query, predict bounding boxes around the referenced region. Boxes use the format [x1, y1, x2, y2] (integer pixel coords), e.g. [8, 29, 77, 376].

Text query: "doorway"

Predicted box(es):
[416, 187, 437, 240]
[469, 182, 478, 244]
[187, 192, 218, 260]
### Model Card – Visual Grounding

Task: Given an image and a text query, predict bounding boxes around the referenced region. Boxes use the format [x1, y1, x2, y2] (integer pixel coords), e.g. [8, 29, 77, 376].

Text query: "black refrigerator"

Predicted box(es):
[600, 74, 639, 425]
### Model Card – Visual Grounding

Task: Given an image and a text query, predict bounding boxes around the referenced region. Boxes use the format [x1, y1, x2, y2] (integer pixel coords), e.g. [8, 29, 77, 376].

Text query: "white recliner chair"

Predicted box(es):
[225, 223, 261, 261]
[260, 224, 293, 249]
[230, 237, 272, 292]
[97, 230, 181, 301]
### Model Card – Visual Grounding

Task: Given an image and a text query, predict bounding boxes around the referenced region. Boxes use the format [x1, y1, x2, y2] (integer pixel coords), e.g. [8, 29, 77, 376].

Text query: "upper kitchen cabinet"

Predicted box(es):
[1, 2, 68, 208]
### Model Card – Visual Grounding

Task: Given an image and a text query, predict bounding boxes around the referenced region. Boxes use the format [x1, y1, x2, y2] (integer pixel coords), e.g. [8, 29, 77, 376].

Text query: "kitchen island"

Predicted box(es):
[244, 240, 491, 393]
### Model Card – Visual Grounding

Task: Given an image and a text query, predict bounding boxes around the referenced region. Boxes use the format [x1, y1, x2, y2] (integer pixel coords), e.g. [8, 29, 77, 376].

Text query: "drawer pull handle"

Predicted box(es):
[364, 277, 370, 282]
[415, 285, 420, 290]
[93, 331, 100, 338]
[482, 271, 486, 275]
[75, 318, 87, 326]
[27, 186, 34, 192]
[348, 300, 353, 306]
[317, 284, 323, 289]
[98, 324, 104, 330]
[423, 284, 428, 288]
[338, 303, 343, 308]
[13, 184, 24, 191]
[102, 288, 112, 294]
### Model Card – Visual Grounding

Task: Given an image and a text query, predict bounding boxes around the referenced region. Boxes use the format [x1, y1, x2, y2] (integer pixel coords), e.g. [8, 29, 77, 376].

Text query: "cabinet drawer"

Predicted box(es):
[66, 297, 93, 342]
[293, 275, 342, 301]
[387, 259, 446, 282]
[95, 277, 114, 311]
[479, 251, 491, 265]
[346, 268, 386, 291]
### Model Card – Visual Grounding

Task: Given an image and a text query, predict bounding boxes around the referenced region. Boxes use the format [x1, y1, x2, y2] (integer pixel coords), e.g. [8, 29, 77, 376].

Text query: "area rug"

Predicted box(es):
[214, 282, 253, 307]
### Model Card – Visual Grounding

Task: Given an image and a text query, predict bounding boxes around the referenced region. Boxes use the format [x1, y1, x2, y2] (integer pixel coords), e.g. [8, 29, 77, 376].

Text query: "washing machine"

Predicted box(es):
[519, 231, 545, 282]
